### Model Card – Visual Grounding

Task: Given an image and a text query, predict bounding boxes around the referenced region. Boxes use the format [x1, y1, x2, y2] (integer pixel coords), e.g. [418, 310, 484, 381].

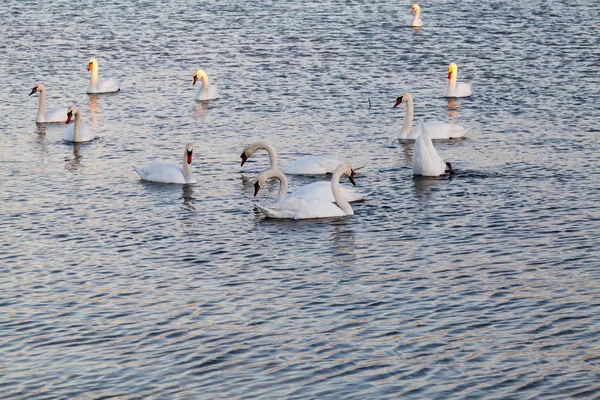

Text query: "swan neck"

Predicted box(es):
[331, 169, 353, 215]
[90, 65, 98, 88]
[201, 76, 210, 94]
[73, 112, 81, 142]
[413, 9, 421, 23]
[37, 90, 47, 121]
[401, 100, 413, 138]
[447, 73, 457, 95]
[257, 142, 279, 170]
[272, 170, 288, 202]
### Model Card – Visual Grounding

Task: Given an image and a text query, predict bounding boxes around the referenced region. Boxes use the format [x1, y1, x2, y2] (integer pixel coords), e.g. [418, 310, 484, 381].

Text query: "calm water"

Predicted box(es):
[1, 0, 599, 398]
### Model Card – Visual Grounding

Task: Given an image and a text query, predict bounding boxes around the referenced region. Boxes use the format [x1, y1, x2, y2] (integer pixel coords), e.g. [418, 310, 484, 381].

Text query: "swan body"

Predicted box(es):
[62, 106, 94, 142]
[29, 84, 68, 123]
[393, 93, 469, 140]
[410, 4, 423, 27]
[193, 70, 219, 101]
[255, 168, 368, 203]
[412, 127, 451, 177]
[134, 143, 196, 184]
[241, 141, 345, 175]
[445, 63, 472, 98]
[87, 57, 120, 94]
[254, 163, 356, 219]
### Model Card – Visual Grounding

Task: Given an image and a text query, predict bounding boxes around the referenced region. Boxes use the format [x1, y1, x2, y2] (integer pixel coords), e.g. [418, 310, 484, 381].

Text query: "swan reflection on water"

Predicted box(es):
[182, 184, 196, 211]
[193, 101, 209, 118]
[65, 143, 82, 172]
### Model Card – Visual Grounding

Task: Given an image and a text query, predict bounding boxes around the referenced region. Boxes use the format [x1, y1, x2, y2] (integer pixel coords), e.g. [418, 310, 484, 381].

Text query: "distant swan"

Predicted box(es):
[393, 93, 469, 139]
[255, 168, 368, 203]
[134, 143, 196, 184]
[241, 141, 345, 175]
[29, 83, 68, 123]
[254, 163, 356, 219]
[193, 70, 219, 101]
[62, 105, 94, 142]
[87, 57, 120, 94]
[410, 4, 423, 27]
[445, 63, 472, 98]
[413, 127, 453, 176]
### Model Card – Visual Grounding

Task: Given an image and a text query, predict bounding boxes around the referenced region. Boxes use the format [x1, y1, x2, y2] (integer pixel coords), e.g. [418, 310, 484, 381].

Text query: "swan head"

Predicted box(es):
[253, 170, 271, 196]
[185, 143, 195, 165]
[88, 57, 97, 72]
[240, 143, 261, 166]
[193, 70, 208, 86]
[448, 63, 458, 79]
[393, 92, 413, 108]
[411, 4, 420, 14]
[336, 163, 357, 186]
[66, 105, 79, 124]
[29, 83, 45, 96]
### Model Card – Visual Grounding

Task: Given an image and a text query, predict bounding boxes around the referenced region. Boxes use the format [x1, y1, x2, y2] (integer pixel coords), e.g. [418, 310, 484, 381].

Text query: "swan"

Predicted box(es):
[134, 143, 197, 184]
[445, 63, 472, 98]
[62, 106, 94, 142]
[412, 126, 454, 177]
[87, 57, 120, 94]
[393, 93, 469, 140]
[240, 141, 345, 175]
[254, 163, 356, 219]
[193, 70, 219, 101]
[29, 84, 68, 123]
[255, 168, 368, 203]
[410, 4, 423, 27]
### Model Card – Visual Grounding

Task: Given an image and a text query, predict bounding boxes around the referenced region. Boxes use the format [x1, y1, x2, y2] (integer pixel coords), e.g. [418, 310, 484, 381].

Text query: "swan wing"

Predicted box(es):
[290, 182, 367, 203]
[134, 163, 188, 184]
[256, 197, 346, 219]
[283, 155, 342, 175]
[97, 78, 120, 93]
[195, 83, 219, 101]
[45, 107, 68, 123]
[61, 123, 94, 142]
[423, 120, 468, 139]
[456, 82, 472, 97]
[413, 130, 446, 176]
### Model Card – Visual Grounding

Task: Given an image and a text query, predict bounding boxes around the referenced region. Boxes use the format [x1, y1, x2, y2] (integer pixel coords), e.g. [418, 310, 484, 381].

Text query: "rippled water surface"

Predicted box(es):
[2, 0, 600, 398]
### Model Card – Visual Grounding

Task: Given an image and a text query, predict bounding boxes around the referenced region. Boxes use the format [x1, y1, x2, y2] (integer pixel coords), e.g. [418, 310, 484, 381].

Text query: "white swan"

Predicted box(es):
[62, 106, 94, 142]
[87, 57, 120, 94]
[410, 4, 423, 27]
[393, 93, 469, 140]
[29, 84, 68, 123]
[445, 63, 472, 98]
[254, 163, 356, 219]
[134, 143, 197, 184]
[255, 168, 367, 203]
[193, 70, 219, 101]
[413, 127, 453, 177]
[241, 141, 345, 175]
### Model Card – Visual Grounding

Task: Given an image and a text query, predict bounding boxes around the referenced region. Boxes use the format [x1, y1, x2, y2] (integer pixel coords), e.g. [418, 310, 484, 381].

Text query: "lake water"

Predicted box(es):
[1, 0, 599, 398]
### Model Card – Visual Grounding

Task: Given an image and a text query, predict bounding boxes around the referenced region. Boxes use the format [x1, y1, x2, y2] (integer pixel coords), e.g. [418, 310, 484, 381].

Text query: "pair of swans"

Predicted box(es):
[393, 92, 469, 139]
[254, 163, 358, 219]
[193, 70, 219, 101]
[134, 143, 197, 184]
[240, 141, 347, 175]
[87, 58, 120, 94]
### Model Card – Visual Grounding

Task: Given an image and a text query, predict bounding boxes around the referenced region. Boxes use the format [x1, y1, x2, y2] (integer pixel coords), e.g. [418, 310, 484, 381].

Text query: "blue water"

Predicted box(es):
[1, 0, 599, 398]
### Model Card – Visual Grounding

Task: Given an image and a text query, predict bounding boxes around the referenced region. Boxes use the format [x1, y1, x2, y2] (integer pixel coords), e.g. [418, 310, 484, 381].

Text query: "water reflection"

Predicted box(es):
[193, 102, 209, 118]
[447, 98, 459, 123]
[412, 175, 449, 199]
[329, 220, 356, 269]
[182, 184, 196, 211]
[36, 123, 47, 136]
[413, 26, 421, 34]
[88, 95, 99, 131]
[64, 143, 82, 172]
[398, 140, 414, 165]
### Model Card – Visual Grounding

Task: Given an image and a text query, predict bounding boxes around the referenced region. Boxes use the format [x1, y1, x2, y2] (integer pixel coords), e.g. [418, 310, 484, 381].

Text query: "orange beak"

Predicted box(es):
[88, 62, 93, 71]
[448, 71, 452, 79]
[393, 98, 403, 108]
[66, 112, 72, 124]
[187, 151, 193, 164]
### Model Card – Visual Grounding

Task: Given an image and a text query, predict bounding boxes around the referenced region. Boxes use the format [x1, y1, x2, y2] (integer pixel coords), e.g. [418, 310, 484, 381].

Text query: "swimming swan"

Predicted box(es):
[134, 143, 197, 184]
[254, 163, 356, 219]
[445, 63, 472, 98]
[255, 168, 368, 203]
[62, 105, 94, 142]
[193, 70, 219, 101]
[241, 141, 345, 175]
[410, 4, 423, 27]
[29, 83, 68, 123]
[412, 127, 453, 176]
[87, 57, 120, 94]
[393, 93, 469, 140]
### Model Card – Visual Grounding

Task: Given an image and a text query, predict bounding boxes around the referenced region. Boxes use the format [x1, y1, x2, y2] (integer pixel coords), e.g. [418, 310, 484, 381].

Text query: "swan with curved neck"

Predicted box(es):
[445, 63, 472, 97]
[393, 93, 469, 140]
[29, 84, 68, 123]
[62, 106, 94, 142]
[410, 4, 423, 27]
[253, 163, 356, 219]
[240, 141, 344, 175]
[193, 69, 219, 101]
[134, 143, 196, 184]
[412, 127, 453, 176]
[254, 168, 368, 203]
[87, 57, 120, 94]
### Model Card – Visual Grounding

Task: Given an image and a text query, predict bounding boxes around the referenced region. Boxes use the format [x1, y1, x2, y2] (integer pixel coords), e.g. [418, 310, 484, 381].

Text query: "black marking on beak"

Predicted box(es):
[253, 181, 261, 197]
[193, 75, 198, 86]
[240, 152, 248, 166]
[393, 96, 403, 108]
[66, 111, 73, 124]
[349, 170, 356, 186]
[29, 87, 38, 96]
